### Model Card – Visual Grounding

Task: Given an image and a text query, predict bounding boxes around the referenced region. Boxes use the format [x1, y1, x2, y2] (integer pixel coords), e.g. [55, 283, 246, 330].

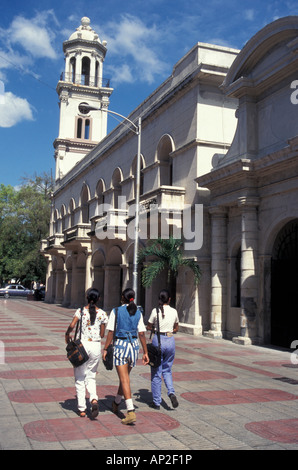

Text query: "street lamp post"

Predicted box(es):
[79, 104, 142, 303]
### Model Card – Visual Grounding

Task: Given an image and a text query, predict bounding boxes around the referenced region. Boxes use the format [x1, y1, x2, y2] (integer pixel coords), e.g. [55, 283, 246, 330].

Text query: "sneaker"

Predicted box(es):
[149, 402, 160, 410]
[169, 394, 179, 408]
[121, 410, 136, 425]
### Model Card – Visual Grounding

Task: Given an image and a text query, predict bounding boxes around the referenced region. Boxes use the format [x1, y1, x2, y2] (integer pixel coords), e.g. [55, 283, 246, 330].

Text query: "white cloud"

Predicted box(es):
[244, 9, 255, 21]
[8, 13, 57, 59]
[106, 64, 134, 85]
[0, 92, 34, 128]
[99, 14, 169, 85]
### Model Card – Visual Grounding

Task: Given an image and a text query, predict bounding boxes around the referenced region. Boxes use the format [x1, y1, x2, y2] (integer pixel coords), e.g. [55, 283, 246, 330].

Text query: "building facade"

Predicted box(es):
[42, 16, 298, 346]
[197, 16, 298, 348]
[42, 17, 238, 335]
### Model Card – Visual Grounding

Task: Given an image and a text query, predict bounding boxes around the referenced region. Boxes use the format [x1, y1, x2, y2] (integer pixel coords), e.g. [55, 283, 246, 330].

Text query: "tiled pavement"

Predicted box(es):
[1, 298, 298, 452]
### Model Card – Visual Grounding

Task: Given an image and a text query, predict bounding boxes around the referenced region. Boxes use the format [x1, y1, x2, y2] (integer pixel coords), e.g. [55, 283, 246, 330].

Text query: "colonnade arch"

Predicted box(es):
[270, 219, 298, 348]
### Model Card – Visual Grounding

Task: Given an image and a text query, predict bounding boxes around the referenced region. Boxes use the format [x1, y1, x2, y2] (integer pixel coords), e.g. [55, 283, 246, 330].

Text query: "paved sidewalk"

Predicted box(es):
[1, 298, 298, 452]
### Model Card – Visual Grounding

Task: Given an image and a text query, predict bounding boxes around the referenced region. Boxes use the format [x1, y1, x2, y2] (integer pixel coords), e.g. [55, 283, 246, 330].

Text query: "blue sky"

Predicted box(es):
[0, 0, 298, 187]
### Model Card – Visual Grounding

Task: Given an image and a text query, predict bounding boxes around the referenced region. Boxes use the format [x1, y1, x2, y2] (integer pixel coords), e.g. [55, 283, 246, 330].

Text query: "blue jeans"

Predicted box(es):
[150, 334, 175, 405]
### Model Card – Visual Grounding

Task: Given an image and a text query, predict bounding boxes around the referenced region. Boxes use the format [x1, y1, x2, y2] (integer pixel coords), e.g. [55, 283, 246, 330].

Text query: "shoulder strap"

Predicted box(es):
[149, 307, 160, 341]
[153, 307, 161, 346]
[74, 307, 84, 341]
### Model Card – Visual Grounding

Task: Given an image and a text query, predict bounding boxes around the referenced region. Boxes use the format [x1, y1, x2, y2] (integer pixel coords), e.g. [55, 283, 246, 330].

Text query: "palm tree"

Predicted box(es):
[138, 237, 201, 306]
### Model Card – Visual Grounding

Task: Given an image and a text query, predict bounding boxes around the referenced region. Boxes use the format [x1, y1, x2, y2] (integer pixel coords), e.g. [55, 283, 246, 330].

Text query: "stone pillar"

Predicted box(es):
[90, 53, 96, 86]
[75, 51, 82, 84]
[63, 267, 72, 307]
[85, 250, 92, 293]
[237, 95, 258, 159]
[204, 206, 227, 339]
[65, 53, 70, 80]
[55, 267, 66, 304]
[233, 197, 259, 345]
[70, 254, 78, 308]
[44, 256, 53, 303]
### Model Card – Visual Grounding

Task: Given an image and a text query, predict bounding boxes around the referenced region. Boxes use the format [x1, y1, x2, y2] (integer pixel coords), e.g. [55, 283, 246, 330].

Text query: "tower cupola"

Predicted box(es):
[54, 17, 113, 181]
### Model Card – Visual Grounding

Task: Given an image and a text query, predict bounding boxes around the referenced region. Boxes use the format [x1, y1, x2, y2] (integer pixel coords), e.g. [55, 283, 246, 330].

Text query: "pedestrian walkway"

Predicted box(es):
[1, 298, 298, 452]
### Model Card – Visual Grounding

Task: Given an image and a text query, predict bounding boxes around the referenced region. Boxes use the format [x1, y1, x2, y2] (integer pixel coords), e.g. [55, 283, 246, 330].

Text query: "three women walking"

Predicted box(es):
[66, 287, 179, 424]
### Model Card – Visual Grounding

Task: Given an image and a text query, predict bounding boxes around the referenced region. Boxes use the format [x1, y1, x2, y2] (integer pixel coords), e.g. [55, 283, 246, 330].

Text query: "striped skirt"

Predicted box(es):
[114, 338, 140, 367]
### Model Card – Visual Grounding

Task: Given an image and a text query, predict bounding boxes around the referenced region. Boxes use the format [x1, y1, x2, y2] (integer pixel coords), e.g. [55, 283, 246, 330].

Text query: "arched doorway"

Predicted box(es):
[271, 219, 298, 348]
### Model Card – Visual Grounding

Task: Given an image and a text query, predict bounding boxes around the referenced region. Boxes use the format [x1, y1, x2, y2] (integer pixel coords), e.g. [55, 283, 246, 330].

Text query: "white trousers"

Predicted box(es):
[74, 340, 101, 411]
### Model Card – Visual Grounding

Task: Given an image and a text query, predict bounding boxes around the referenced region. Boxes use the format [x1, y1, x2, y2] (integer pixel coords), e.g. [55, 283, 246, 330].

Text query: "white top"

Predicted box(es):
[74, 307, 108, 342]
[106, 306, 146, 332]
[148, 305, 179, 333]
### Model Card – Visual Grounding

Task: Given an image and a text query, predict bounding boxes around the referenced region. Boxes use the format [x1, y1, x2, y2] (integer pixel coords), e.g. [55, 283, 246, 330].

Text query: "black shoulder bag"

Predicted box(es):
[66, 308, 89, 368]
[147, 308, 162, 368]
[102, 307, 118, 371]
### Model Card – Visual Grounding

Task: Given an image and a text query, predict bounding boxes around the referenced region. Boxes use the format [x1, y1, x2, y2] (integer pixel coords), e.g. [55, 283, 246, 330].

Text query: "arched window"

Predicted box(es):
[84, 119, 90, 139]
[95, 61, 99, 87]
[156, 135, 174, 186]
[69, 199, 75, 227]
[77, 118, 83, 138]
[80, 185, 90, 223]
[96, 179, 105, 208]
[61, 205, 66, 232]
[82, 57, 90, 85]
[76, 117, 92, 140]
[112, 168, 122, 209]
[53, 209, 59, 234]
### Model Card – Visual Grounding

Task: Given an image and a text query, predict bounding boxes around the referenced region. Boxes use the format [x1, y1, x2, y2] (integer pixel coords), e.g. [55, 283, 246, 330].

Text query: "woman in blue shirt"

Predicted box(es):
[103, 288, 149, 424]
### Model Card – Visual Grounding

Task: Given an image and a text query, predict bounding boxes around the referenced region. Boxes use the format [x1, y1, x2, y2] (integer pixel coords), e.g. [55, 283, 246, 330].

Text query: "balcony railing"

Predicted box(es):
[64, 223, 91, 242]
[91, 209, 127, 240]
[46, 234, 65, 248]
[139, 185, 185, 213]
[59, 72, 111, 88]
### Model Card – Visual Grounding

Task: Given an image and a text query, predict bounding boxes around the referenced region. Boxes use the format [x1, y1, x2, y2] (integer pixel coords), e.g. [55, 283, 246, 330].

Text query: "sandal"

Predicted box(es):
[91, 399, 99, 419]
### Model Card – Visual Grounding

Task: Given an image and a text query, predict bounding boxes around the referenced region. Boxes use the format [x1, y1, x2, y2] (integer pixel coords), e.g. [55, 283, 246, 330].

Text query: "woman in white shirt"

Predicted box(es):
[147, 289, 179, 409]
[65, 288, 108, 418]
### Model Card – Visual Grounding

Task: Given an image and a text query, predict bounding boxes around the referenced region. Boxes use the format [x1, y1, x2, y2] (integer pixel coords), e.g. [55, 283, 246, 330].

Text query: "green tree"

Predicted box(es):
[138, 237, 201, 306]
[0, 172, 53, 286]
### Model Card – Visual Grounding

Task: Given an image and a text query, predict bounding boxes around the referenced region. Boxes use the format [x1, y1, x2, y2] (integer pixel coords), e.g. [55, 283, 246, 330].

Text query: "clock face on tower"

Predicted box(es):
[78, 103, 90, 114]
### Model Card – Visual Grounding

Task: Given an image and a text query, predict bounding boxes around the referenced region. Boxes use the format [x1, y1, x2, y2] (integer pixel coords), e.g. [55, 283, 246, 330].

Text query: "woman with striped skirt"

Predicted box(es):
[102, 288, 149, 424]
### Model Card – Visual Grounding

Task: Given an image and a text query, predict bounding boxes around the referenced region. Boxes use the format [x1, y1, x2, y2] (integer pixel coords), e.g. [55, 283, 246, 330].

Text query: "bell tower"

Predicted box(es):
[54, 17, 113, 180]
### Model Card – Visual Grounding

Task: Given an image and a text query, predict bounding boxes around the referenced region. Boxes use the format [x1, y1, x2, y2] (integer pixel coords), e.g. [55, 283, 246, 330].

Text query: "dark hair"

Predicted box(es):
[122, 287, 137, 316]
[86, 288, 100, 325]
[158, 289, 170, 318]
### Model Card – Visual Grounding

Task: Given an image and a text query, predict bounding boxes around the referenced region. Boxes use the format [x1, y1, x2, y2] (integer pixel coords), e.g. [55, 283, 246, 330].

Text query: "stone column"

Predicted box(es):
[233, 197, 259, 345]
[75, 51, 82, 84]
[90, 53, 96, 86]
[70, 254, 78, 308]
[85, 250, 92, 293]
[55, 267, 66, 304]
[204, 206, 227, 339]
[44, 256, 53, 303]
[63, 267, 72, 307]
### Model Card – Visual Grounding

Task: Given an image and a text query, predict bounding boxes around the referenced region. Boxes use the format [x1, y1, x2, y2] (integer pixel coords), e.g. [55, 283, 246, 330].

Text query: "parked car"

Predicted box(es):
[0, 284, 33, 299]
